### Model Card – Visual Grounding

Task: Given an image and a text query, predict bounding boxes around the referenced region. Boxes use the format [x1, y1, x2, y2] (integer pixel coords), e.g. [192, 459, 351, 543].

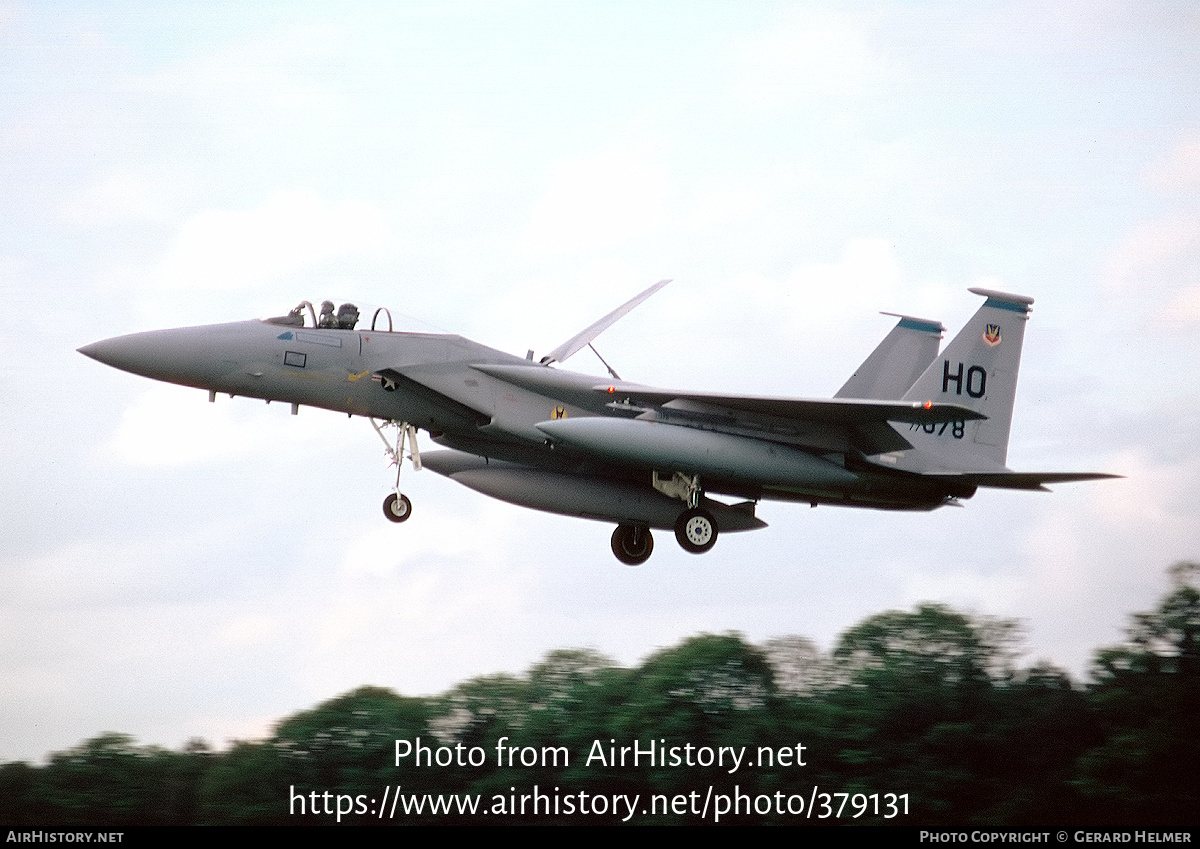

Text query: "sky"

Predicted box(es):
[2, 0, 1198, 763]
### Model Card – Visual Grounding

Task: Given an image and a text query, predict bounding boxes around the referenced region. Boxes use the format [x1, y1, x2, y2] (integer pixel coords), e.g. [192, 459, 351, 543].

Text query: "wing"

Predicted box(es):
[471, 363, 983, 455]
[592, 381, 982, 454]
[374, 367, 492, 427]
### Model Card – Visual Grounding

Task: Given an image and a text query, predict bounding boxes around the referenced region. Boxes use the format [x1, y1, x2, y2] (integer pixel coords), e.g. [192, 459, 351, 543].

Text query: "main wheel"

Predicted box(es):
[383, 492, 412, 523]
[610, 524, 654, 565]
[674, 507, 717, 554]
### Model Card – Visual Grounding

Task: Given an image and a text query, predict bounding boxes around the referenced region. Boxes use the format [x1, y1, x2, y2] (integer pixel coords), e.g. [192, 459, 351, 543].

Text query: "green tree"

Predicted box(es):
[35, 733, 207, 825]
[199, 686, 434, 824]
[827, 604, 1021, 824]
[1074, 563, 1200, 824]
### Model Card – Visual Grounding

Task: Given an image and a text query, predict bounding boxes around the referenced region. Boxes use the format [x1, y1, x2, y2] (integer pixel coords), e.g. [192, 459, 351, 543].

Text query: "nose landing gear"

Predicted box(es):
[372, 419, 421, 524]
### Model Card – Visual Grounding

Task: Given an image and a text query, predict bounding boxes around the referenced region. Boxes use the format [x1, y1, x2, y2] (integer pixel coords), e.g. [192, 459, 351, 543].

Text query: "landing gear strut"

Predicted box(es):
[372, 419, 421, 524]
[611, 524, 654, 565]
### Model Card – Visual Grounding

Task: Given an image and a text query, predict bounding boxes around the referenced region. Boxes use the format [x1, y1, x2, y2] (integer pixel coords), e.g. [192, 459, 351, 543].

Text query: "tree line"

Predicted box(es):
[2, 563, 1196, 825]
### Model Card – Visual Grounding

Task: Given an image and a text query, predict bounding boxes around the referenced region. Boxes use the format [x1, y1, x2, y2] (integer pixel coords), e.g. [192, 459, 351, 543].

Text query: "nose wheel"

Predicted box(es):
[675, 507, 718, 554]
[383, 492, 412, 523]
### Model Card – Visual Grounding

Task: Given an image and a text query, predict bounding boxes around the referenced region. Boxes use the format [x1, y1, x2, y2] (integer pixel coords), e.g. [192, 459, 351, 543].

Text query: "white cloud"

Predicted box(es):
[61, 171, 170, 226]
[143, 23, 348, 142]
[1160, 285, 1200, 326]
[519, 147, 668, 259]
[311, 515, 522, 654]
[1148, 131, 1200, 189]
[150, 190, 391, 292]
[1014, 449, 1200, 672]
[216, 615, 282, 649]
[1102, 214, 1200, 329]
[105, 383, 351, 467]
[729, 11, 884, 110]
[694, 238, 910, 356]
[679, 180, 766, 233]
[1103, 215, 1200, 291]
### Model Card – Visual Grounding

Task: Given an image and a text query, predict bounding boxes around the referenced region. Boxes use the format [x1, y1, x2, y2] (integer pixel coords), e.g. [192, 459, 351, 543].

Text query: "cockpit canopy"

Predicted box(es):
[263, 300, 394, 332]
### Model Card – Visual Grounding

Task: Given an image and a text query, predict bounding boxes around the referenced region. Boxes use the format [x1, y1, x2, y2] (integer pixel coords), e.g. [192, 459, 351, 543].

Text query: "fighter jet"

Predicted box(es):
[79, 284, 1115, 564]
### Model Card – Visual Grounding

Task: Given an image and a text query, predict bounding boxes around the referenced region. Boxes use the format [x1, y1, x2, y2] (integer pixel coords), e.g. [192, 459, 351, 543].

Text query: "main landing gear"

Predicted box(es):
[611, 524, 654, 566]
[674, 506, 717, 554]
[610, 472, 722, 564]
[656, 471, 719, 556]
[373, 419, 420, 524]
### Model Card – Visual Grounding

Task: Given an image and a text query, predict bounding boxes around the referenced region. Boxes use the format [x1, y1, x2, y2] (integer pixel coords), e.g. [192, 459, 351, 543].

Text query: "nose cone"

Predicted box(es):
[78, 322, 257, 389]
[78, 330, 197, 380]
[78, 336, 142, 370]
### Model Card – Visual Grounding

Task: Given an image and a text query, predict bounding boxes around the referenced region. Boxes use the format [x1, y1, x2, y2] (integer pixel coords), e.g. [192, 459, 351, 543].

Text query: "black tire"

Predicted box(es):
[383, 492, 412, 523]
[674, 507, 717, 554]
[610, 524, 654, 565]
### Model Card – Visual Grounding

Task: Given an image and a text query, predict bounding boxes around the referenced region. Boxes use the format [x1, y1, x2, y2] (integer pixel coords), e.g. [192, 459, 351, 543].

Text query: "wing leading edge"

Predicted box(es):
[594, 382, 984, 425]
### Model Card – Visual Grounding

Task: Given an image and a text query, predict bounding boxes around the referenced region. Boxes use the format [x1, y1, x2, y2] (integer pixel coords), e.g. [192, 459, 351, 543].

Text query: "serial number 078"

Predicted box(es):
[909, 420, 965, 438]
[815, 791, 909, 819]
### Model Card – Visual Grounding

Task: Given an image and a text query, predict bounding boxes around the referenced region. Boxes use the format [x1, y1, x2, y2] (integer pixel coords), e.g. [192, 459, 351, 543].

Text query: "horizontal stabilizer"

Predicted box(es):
[930, 471, 1122, 491]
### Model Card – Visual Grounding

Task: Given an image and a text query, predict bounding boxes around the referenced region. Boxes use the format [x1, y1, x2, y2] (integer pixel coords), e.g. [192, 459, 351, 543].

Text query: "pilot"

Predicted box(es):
[267, 304, 305, 326]
[318, 300, 338, 328]
[336, 302, 360, 330]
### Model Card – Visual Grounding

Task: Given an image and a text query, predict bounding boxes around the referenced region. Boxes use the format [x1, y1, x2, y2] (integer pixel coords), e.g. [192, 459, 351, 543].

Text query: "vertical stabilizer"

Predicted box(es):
[898, 288, 1033, 470]
[835, 313, 944, 400]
